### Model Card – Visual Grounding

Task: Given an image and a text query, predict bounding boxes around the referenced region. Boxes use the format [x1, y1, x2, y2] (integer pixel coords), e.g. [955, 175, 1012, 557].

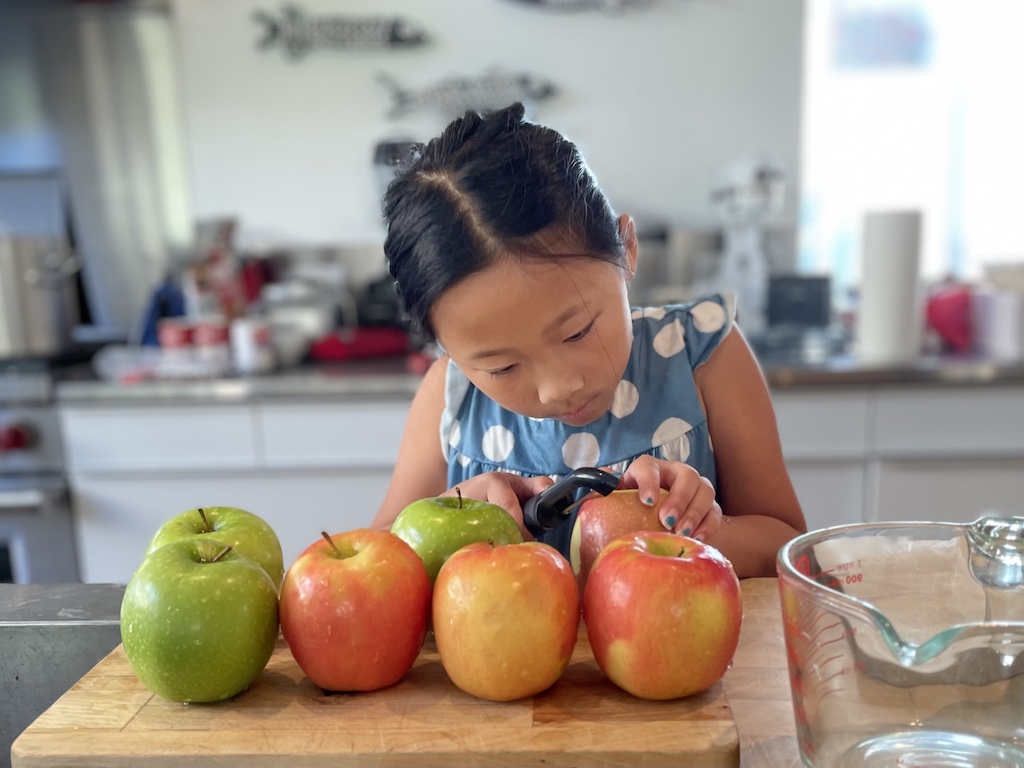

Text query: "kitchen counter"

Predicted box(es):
[11, 578, 799, 768]
[1, 584, 124, 768]
[53, 351, 1024, 405]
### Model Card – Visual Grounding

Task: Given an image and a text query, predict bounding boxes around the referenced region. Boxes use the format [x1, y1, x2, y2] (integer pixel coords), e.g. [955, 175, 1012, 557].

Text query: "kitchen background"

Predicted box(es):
[3, 0, 806, 349]
[2, 0, 1024, 591]
[3, 0, 1023, 362]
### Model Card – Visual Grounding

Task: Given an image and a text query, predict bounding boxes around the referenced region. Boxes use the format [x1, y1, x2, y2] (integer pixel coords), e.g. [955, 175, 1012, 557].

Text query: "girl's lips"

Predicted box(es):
[558, 395, 597, 425]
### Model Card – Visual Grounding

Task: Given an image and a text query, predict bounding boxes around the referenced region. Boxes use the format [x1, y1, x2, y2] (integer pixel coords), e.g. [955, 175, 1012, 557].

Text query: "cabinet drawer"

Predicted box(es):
[873, 387, 1024, 456]
[787, 460, 866, 530]
[60, 406, 258, 472]
[771, 390, 870, 459]
[872, 458, 1024, 523]
[257, 402, 410, 468]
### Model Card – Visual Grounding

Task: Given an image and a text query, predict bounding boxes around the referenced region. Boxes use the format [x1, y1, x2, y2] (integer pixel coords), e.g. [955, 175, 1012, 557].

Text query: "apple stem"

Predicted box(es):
[321, 531, 344, 558]
[210, 545, 233, 563]
[455, 487, 463, 509]
[197, 507, 212, 533]
[678, 546, 686, 557]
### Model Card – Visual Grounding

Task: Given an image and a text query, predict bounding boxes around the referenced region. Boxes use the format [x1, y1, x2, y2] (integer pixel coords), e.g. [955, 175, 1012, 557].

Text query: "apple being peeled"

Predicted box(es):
[391, 492, 523, 584]
[583, 531, 742, 700]
[433, 540, 579, 702]
[120, 538, 279, 703]
[569, 489, 669, 591]
[147, 506, 284, 589]
[280, 529, 431, 692]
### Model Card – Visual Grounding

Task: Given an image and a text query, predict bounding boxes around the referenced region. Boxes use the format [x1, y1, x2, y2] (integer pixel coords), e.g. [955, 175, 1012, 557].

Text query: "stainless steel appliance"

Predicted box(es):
[0, 175, 84, 360]
[0, 363, 78, 584]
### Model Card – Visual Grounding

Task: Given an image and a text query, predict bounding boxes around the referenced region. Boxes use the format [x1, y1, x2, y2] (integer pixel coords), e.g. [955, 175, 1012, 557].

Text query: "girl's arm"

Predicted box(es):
[370, 356, 451, 530]
[695, 326, 808, 578]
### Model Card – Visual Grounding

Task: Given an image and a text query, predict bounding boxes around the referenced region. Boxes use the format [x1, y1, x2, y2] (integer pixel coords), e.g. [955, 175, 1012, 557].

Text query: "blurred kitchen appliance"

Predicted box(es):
[767, 275, 831, 328]
[700, 158, 786, 336]
[0, 363, 78, 584]
[0, 174, 83, 360]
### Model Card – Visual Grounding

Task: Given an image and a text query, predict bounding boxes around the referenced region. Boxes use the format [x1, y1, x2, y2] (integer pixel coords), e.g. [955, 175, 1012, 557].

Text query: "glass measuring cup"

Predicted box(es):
[777, 516, 1024, 767]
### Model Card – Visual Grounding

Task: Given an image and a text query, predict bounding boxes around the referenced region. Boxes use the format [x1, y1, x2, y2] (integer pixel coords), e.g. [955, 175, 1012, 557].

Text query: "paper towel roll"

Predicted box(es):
[856, 210, 923, 364]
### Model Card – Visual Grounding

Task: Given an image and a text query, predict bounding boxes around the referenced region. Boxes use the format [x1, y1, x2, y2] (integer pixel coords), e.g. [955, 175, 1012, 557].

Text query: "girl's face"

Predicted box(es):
[431, 219, 637, 427]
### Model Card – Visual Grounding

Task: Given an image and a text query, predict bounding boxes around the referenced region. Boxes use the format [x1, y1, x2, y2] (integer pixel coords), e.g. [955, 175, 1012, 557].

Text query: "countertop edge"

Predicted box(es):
[51, 355, 1024, 405]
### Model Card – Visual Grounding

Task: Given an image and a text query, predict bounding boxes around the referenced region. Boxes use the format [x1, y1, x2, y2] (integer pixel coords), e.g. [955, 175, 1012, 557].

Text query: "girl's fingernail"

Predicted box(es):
[644, 495, 655, 505]
[664, 515, 677, 528]
[681, 527, 692, 537]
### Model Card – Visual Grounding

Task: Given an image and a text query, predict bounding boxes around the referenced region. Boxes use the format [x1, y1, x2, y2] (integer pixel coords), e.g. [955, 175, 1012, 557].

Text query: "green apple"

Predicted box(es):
[390, 492, 524, 584]
[120, 538, 279, 703]
[146, 506, 284, 589]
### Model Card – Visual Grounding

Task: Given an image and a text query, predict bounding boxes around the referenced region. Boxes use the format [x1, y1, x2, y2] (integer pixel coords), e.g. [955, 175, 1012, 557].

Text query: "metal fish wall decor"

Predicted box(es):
[502, 0, 655, 13]
[377, 70, 557, 120]
[254, 5, 428, 59]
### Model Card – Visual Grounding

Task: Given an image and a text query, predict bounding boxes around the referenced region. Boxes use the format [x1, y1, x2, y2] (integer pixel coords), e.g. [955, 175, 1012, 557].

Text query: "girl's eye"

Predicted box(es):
[565, 321, 595, 343]
[488, 364, 518, 378]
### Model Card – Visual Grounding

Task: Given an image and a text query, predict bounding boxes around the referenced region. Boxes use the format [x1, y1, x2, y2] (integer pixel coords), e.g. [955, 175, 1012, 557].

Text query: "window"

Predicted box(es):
[799, 0, 1024, 307]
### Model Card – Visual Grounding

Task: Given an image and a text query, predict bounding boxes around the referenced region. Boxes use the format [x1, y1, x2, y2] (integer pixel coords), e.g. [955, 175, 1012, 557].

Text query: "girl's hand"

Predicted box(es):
[441, 472, 555, 541]
[617, 456, 723, 542]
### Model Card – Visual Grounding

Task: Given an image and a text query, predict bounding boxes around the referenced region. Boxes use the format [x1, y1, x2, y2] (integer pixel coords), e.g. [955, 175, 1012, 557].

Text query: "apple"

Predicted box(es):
[569, 489, 669, 590]
[120, 538, 279, 703]
[146, 506, 284, 589]
[279, 529, 431, 692]
[432, 540, 579, 702]
[390, 490, 523, 584]
[583, 531, 742, 700]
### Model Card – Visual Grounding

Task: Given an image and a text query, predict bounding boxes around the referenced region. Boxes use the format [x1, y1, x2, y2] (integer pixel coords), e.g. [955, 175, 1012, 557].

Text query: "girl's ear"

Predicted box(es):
[618, 214, 639, 281]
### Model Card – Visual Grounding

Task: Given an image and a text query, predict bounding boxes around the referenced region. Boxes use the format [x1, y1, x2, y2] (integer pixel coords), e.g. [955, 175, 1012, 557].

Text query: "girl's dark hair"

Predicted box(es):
[382, 102, 624, 341]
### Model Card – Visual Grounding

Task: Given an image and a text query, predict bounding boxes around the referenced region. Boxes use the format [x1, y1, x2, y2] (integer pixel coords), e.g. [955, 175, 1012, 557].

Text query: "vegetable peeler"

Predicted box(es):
[522, 467, 620, 537]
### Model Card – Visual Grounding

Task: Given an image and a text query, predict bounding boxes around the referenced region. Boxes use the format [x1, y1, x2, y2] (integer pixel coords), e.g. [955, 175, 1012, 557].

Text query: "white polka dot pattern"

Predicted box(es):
[610, 380, 639, 419]
[632, 306, 667, 321]
[562, 432, 600, 469]
[653, 319, 686, 358]
[653, 417, 693, 462]
[691, 300, 727, 333]
[448, 420, 462, 448]
[481, 425, 515, 462]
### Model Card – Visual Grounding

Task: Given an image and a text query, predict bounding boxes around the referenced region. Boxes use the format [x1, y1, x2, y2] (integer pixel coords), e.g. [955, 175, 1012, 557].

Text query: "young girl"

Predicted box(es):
[370, 103, 806, 578]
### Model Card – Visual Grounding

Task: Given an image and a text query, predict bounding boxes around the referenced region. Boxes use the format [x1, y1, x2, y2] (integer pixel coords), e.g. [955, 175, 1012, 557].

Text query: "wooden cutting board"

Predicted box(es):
[12, 627, 739, 768]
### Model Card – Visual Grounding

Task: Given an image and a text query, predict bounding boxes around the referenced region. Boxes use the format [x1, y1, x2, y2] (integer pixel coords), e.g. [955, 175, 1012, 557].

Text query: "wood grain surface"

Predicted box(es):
[12, 578, 800, 768]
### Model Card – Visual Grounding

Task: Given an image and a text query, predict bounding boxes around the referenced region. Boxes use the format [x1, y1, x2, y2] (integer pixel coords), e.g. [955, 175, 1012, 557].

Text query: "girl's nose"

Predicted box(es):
[536, 367, 584, 405]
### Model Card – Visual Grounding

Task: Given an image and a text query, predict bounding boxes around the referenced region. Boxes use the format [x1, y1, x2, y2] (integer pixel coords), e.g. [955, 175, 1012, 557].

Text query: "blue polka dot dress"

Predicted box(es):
[440, 293, 736, 556]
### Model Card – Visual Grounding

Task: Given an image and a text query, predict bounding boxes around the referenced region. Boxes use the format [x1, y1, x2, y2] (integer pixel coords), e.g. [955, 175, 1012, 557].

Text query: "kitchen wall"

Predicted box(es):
[1, 0, 804, 333]
[172, 0, 804, 253]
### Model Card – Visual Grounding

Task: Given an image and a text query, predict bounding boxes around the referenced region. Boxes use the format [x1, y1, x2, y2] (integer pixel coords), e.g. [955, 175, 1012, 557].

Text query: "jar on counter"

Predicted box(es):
[193, 316, 232, 375]
[230, 316, 275, 375]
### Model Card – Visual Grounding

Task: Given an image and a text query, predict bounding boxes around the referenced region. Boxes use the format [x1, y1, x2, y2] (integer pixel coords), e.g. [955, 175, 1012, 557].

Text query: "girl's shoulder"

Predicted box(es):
[630, 292, 736, 371]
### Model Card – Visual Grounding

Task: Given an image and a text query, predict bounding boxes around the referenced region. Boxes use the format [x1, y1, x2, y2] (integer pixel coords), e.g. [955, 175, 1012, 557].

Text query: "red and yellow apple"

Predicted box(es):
[569, 489, 669, 590]
[279, 528, 431, 692]
[432, 540, 579, 702]
[583, 530, 742, 700]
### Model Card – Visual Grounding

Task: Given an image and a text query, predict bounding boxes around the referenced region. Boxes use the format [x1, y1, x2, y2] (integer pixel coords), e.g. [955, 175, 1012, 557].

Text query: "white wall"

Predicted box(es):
[172, 0, 804, 250]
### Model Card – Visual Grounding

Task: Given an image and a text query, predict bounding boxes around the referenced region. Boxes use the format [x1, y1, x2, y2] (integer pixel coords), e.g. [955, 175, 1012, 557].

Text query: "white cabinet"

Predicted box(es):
[257, 402, 409, 467]
[62, 405, 258, 473]
[771, 390, 869, 530]
[60, 398, 412, 584]
[61, 380, 1024, 581]
[772, 385, 1024, 530]
[870, 458, 1024, 524]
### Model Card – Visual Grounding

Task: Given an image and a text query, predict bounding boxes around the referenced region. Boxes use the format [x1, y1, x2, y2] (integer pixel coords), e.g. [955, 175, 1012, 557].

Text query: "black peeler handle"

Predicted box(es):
[522, 467, 620, 537]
